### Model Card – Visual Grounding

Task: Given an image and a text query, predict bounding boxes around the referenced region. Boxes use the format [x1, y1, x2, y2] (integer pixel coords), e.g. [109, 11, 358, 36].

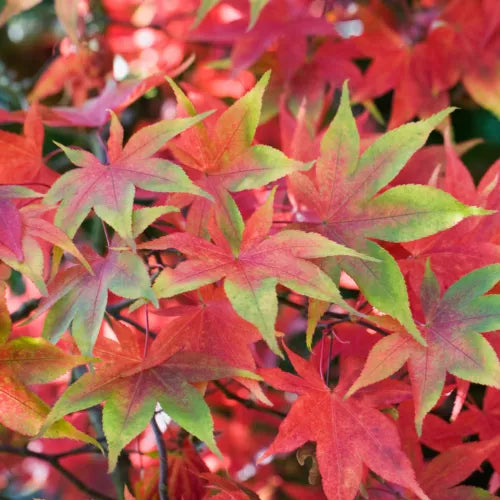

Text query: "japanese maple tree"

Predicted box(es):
[0, 1, 499, 499]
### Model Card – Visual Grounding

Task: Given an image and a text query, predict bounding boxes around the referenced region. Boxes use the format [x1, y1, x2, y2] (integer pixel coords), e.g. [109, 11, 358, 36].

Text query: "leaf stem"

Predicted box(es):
[278, 296, 389, 336]
[101, 219, 111, 249]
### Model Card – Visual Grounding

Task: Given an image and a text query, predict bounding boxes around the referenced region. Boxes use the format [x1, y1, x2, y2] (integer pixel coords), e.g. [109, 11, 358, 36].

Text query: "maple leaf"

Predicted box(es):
[167, 72, 311, 251]
[44, 110, 212, 241]
[191, 0, 335, 75]
[154, 285, 265, 400]
[28, 43, 110, 107]
[450, 387, 500, 475]
[346, 261, 500, 433]
[0, 186, 90, 295]
[288, 82, 490, 344]
[416, 436, 500, 499]
[0, 306, 98, 446]
[32, 247, 156, 355]
[399, 134, 500, 292]
[139, 190, 375, 354]
[259, 345, 428, 500]
[0, 103, 56, 185]
[40, 318, 260, 471]
[444, 0, 500, 120]
[0, 73, 187, 128]
[350, 2, 458, 128]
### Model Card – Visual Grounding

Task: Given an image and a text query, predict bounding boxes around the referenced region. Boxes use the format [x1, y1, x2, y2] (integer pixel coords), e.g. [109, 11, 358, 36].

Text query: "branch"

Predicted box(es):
[214, 381, 286, 418]
[151, 417, 169, 500]
[0, 445, 114, 500]
[9, 298, 41, 322]
[278, 296, 389, 336]
[106, 299, 137, 315]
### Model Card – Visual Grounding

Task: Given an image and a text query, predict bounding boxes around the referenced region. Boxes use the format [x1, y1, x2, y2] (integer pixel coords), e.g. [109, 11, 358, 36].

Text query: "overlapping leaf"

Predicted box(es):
[0, 104, 56, 185]
[417, 437, 500, 499]
[0, 186, 90, 294]
[40, 319, 259, 471]
[44, 110, 212, 240]
[139, 190, 374, 354]
[400, 136, 500, 291]
[288, 82, 490, 343]
[167, 72, 311, 251]
[346, 262, 500, 433]
[154, 285, 265, 400]
[260, 345, 428, 500]
[32, 247, 156, 355]
[0, 316, 98, 446]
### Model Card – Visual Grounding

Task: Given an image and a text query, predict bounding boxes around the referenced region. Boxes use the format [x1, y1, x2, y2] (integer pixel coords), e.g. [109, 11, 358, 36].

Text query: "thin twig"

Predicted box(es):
[214, 381, 286, 418]
[106, 298, 137, 315]
[101, 219, 111, 249]
[326, 329, 334, 386]
[0, 445, 114, 500]
[151, 416, 169, 500]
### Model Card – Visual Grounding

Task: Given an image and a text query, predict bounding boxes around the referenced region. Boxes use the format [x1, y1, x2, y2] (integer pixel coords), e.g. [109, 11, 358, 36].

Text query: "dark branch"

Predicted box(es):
[9, 298, 41, 322]
[151, 417, 169, 500]
[106, 299, 137, 315]
[278, 296, 389, 336]
[214, 381, 286, 418]
[0, 445, 114, 500]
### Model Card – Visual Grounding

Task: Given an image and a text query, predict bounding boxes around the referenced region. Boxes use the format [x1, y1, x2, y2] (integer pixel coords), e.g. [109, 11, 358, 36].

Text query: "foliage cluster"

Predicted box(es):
[0, 0, 499, 499]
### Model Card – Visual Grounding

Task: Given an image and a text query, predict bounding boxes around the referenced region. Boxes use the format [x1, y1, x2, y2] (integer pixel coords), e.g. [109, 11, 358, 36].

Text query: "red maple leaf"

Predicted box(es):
[154, 285, 265, 400]
[259, 345, 427, 500]
[0, 104, 57, 186]
[139, 189, 371, 354]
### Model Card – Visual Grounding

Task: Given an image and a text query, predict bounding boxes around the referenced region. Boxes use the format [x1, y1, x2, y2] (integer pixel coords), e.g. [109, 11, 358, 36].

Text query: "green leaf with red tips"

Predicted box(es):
[139, 190, 375, 354]
[44, 111, 213, 240]
[345, 263, 500, 434]
[167, 71, 312, 253]
[0, 335, 98, 447]
[41, 319, 260, 471]
[288, 81, 488, 344]
[32, 248, 156, 355]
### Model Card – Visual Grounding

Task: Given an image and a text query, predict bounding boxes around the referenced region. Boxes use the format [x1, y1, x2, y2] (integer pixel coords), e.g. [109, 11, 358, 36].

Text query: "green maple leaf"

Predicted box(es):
[288, 82, 492, 344]
[40, 319, 259, 471]
[345, 262, 500, 433]
[44, 111, 212, 240]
